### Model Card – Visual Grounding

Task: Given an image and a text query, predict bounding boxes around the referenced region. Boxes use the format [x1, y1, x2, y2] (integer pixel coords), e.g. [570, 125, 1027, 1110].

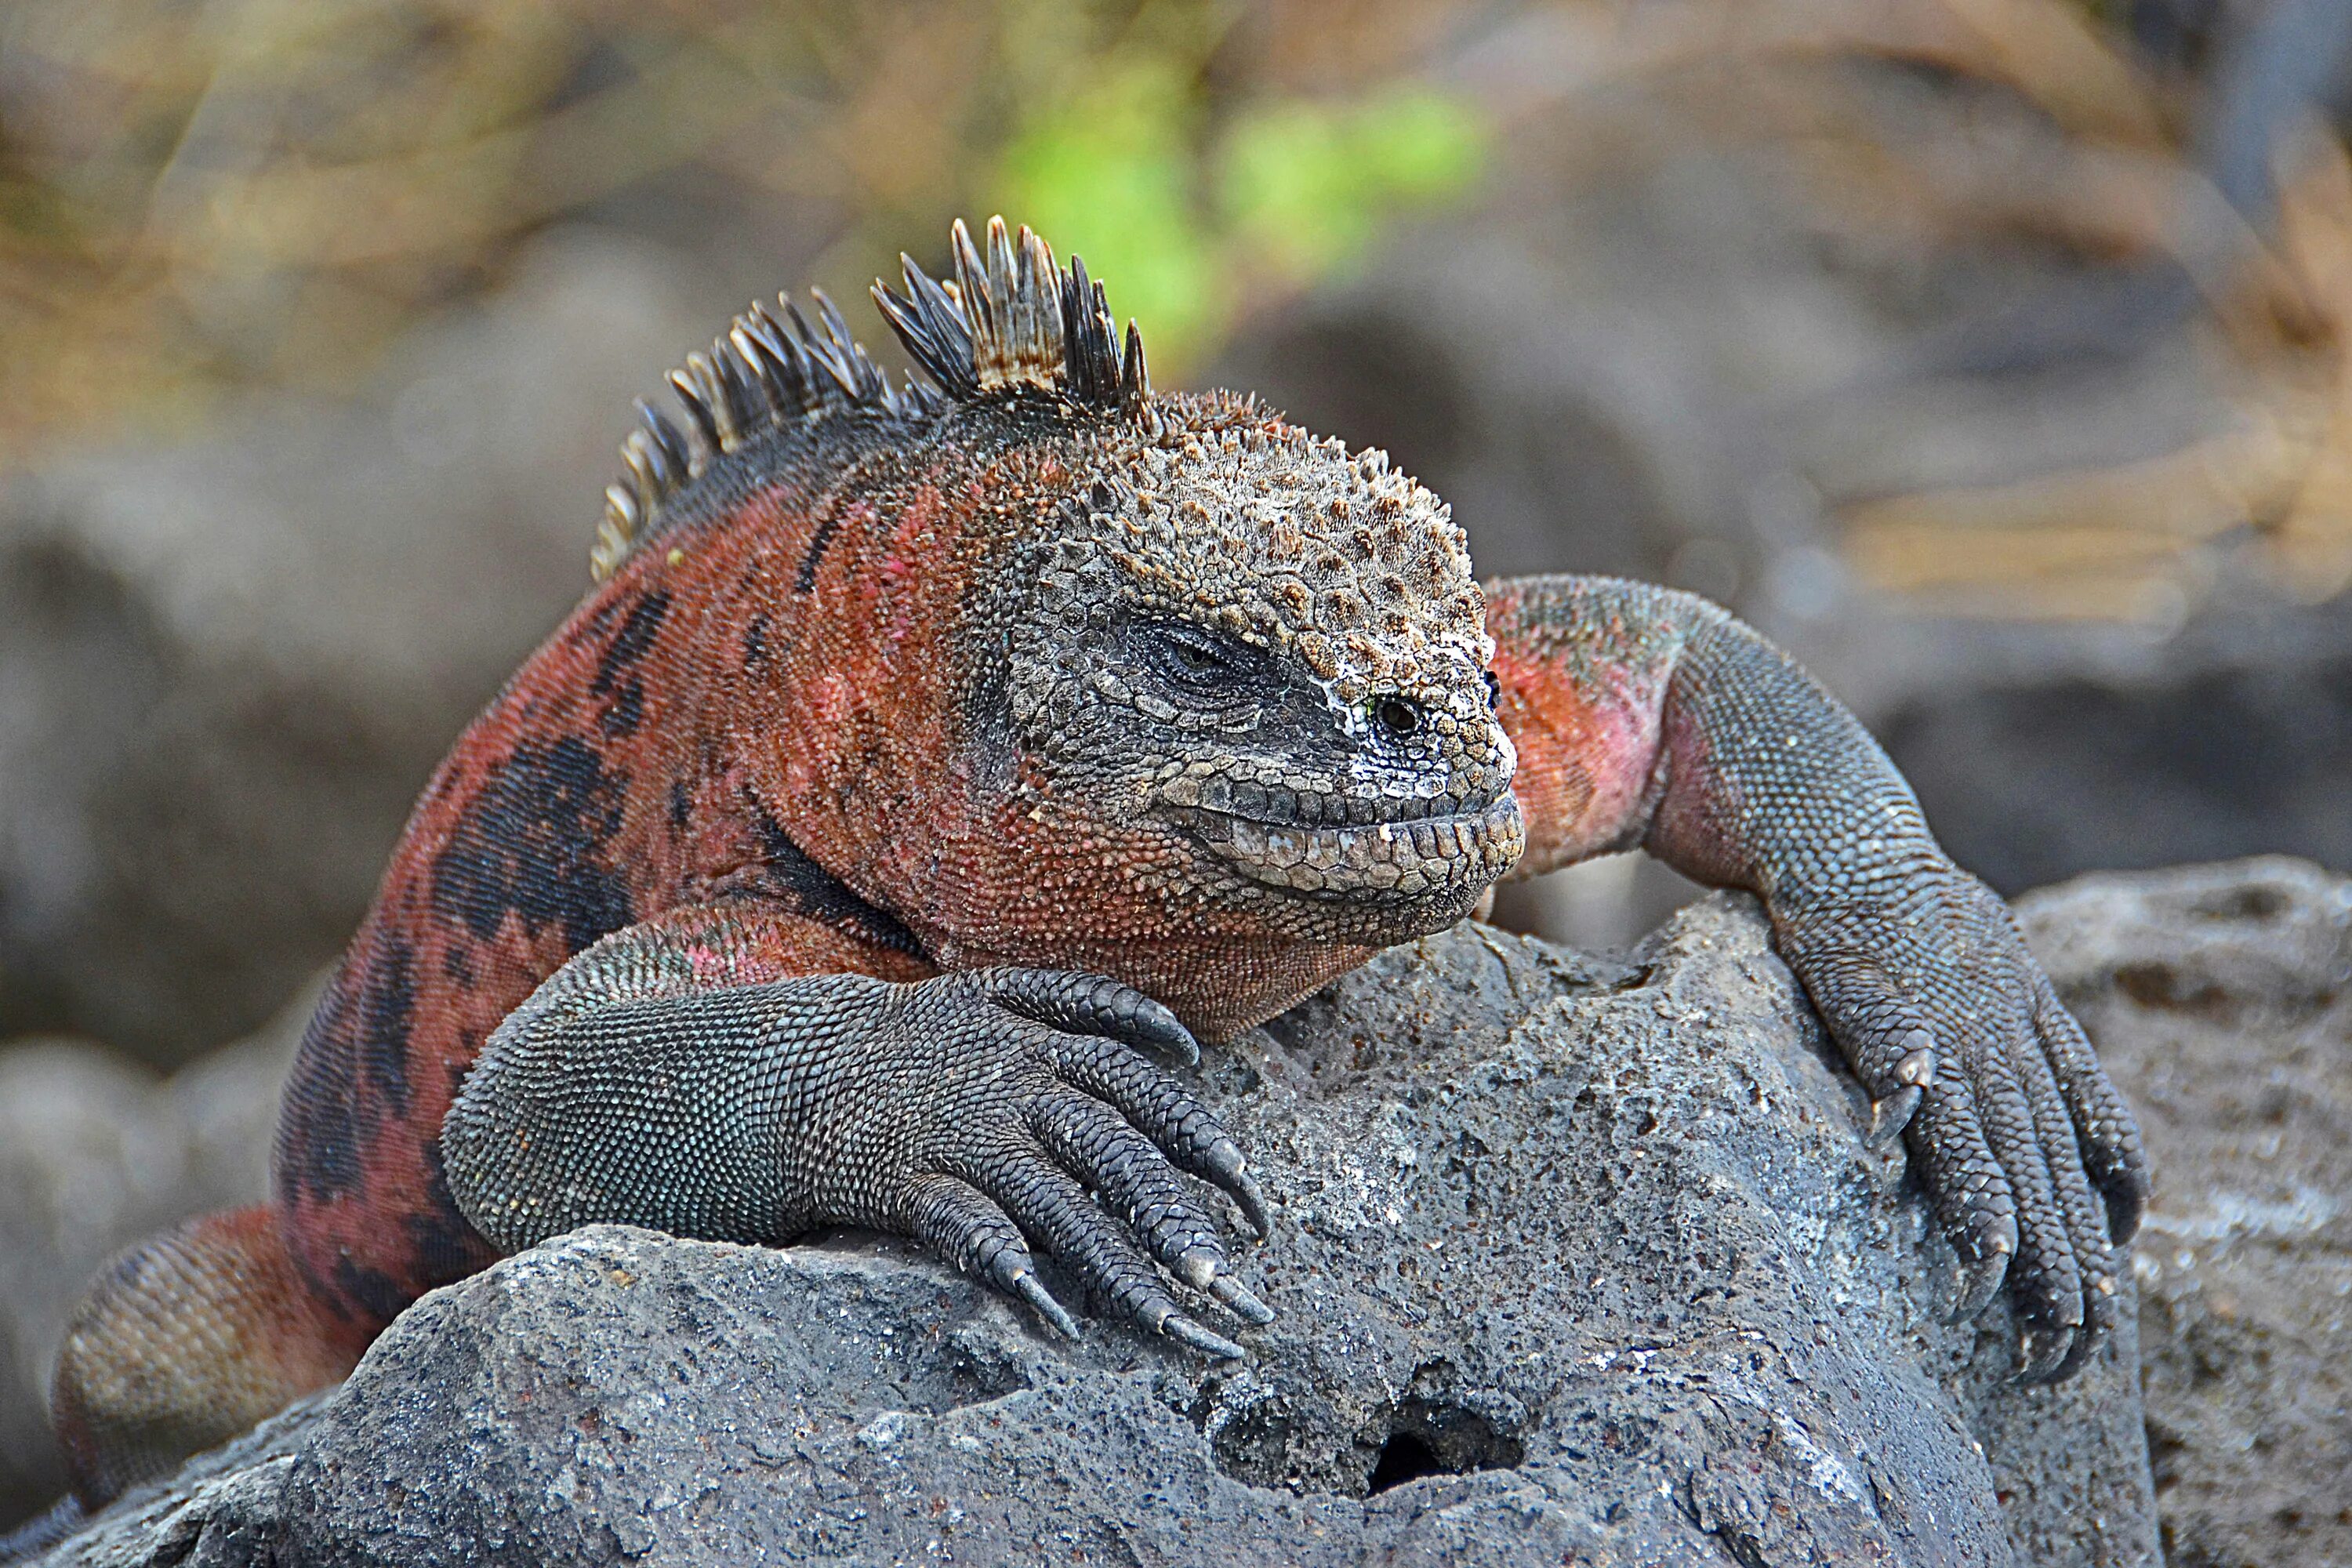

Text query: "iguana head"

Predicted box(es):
[1004, 400, 1525, 947]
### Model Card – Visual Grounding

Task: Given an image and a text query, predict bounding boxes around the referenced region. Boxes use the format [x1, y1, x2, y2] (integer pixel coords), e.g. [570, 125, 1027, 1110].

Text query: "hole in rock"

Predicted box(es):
[1367, 1431, 1443, 1493]
[1363, 1402, 1526, 1495]
[1200, 1381, 1527, 1496]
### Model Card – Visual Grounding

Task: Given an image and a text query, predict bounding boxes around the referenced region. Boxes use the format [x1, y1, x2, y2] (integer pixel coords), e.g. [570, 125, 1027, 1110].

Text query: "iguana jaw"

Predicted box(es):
[1158, 793, 1524, 904]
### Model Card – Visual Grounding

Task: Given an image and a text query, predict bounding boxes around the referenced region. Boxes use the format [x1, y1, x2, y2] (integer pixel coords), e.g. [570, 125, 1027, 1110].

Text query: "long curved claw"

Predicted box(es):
[1868, 1042, 1937, 1147]
[1006, 1265, 1082, 1341]
[1866, 1085, 1922, 1149]
[1203, 1138, 1272, 1240]
[2039, 1274, 2117, 1384]
[1951, 1240, 2013, 1323]
[1153, 1308, 1246, 1360]
[2100, 1172, 2148, 1251]
[1207, 1272, 1275, 1325]
[1029, 1087, 1276, 1342]
[979, 1158, 1255, 1362]
[909, 1173, 1086, 1340]
[1176, 1243, 1274, 1326]
[2037, 1323, 2097, 1385]
[2016, 1325, 2079, 1385]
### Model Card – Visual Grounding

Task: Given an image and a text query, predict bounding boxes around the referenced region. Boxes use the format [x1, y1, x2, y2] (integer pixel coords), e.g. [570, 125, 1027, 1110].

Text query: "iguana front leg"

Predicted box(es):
[1485, 575, 2149, 1381]
[441, 901, 1272, 1357]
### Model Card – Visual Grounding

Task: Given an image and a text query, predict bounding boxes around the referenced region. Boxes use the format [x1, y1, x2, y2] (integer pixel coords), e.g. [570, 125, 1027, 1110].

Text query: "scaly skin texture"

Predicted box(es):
[42, 219, 2147, 1512]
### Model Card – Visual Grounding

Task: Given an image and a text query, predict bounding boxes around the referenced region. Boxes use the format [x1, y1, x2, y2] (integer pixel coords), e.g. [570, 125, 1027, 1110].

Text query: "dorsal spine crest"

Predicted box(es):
[872, 216, 1151, 422]
[591, 285, 933, 580]
[593, 216, 1154, 582]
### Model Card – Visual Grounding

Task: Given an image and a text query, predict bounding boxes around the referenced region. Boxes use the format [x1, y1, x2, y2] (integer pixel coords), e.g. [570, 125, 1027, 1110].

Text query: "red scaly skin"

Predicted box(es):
[271, 436, 964, 1328]
[38, 220, 2147, 1520]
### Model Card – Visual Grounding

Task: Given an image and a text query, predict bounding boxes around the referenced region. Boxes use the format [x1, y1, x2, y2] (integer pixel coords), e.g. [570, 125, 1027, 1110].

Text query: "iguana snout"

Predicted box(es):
[1164, 791, 1523, 907]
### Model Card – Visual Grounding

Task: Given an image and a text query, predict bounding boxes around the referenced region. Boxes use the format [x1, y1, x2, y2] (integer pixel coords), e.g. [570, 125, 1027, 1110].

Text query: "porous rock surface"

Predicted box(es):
[28, 894, 2158, 1567]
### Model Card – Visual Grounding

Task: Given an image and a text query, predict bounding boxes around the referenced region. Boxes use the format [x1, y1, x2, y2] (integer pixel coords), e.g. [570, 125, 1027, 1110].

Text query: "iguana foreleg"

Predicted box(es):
[440, 900, 1272, 1358]
[1486, 574, 2149, 1381]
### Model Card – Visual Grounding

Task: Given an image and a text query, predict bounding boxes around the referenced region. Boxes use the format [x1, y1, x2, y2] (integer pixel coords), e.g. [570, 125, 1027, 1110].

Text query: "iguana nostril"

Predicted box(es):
[1376, 698, 1421, 738]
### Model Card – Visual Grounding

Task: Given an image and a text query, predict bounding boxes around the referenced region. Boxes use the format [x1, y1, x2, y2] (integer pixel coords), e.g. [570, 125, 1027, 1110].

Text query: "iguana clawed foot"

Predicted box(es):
[1775, 864, 2150, 1383]
[875, 969, 1272, 1359]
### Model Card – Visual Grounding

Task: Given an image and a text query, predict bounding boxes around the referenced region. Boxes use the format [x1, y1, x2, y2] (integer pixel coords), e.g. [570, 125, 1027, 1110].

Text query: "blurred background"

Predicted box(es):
[2, 0, 2350, 1533]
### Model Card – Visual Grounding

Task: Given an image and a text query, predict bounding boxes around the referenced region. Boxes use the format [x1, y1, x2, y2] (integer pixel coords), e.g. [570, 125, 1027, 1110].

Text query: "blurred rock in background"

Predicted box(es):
[2019, 858, 2352, 1568]
[0, 233, 729, 1065]
[2, 0, 2350, 1549]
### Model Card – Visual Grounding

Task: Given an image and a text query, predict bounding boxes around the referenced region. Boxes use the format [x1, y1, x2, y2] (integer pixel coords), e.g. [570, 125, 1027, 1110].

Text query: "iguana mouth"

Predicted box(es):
[1163, 793, 1525, 898]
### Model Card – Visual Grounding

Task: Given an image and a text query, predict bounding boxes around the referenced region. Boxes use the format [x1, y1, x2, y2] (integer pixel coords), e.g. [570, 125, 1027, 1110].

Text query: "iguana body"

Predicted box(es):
[43, 220, 2147, 1512]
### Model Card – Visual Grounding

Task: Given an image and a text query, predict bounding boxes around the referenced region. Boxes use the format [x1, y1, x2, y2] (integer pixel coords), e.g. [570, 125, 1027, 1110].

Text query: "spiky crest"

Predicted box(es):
[870, 216, 1149, 419]
[591, 216, 1151, 581]
[590, 285, 935, 579]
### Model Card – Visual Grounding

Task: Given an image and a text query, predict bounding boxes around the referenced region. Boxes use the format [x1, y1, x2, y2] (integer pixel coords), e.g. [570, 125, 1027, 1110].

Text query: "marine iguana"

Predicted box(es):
[39, 217, 2147, 1517]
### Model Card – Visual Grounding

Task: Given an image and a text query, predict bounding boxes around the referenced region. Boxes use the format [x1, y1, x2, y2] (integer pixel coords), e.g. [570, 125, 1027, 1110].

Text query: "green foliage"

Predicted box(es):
[993, 66, 1488, 375]
[997, 58, 1221, 368]
[1219, 88, 1487, 281]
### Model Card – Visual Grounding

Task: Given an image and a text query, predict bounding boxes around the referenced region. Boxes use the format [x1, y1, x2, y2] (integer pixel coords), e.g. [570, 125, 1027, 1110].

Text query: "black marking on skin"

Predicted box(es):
[590, 592, 670, 696]
[441, 942, 477, 989]
[427, 736, 635, 956]
[410, 1141, 488, 1283]
[332, 1257, 410, 1326]
[795, 502, 851, 592]
[600, 679, 645, 738]
[358, 939, 419, 1118]
[742, 612, 771, 671]
[670, 780, 693, 830]
[572, 591, 628, 640]
[749, 803, 923, 955]
[277, 982, 367, 1204]
[276, 1087, 362, 1204]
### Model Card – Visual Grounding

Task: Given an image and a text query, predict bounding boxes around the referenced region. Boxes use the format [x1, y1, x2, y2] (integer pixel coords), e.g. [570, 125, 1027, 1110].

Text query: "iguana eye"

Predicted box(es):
[1171, 637, 1220, 672]
[1374, 698, 1422, 738]
[1132, 620, 1261, 690]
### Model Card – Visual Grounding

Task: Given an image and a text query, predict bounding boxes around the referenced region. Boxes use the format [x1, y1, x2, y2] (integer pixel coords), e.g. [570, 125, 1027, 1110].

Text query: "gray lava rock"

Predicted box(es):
[27, 896, 2158, 1567]
[2019, 858, 2352, 1568]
